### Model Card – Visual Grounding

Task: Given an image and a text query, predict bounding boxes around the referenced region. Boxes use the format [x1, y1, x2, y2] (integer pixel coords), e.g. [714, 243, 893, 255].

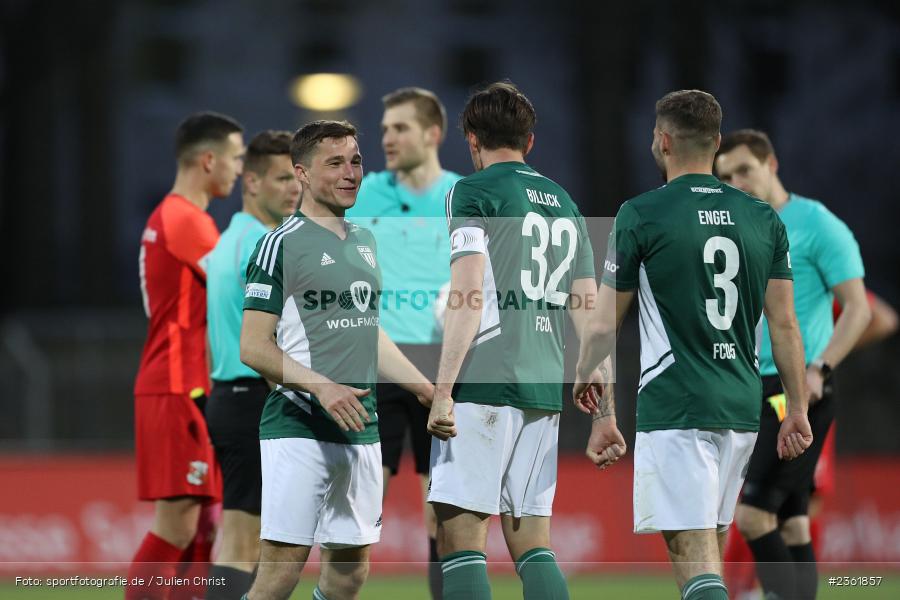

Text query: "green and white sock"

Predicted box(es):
[516, 547, 569, 600]
[682, 573, 728, 600]
[312, 586, 328, 600]
[441, 550, 491, 600]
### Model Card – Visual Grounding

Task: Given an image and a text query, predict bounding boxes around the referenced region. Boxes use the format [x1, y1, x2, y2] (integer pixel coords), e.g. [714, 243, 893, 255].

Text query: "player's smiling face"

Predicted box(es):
[299, 135, 363, 213]
[381, 103, 430, 172]
[715, 144, 776, 202]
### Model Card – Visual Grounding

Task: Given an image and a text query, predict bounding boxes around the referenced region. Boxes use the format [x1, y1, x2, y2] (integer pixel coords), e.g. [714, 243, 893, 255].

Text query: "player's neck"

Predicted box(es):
[301, 200, 347, 238]
[171, 171, 212, 211]
[395, 154, 442, 191]
[665, 160, 713, 183]
[243, 200, 280, 229]
[478, 148, 525, 170]
[766, 180, 790, 211]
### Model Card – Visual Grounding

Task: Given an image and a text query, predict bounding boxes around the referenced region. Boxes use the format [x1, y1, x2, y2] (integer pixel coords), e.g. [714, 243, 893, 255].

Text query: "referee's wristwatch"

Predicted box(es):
[810, 358, 833, 381]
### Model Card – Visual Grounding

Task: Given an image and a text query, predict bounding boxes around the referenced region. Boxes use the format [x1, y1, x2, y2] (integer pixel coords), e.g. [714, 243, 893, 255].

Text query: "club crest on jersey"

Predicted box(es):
[357, 245, 376, 268]
[186, 460, 209, 486]
[350, 281, 373, 313]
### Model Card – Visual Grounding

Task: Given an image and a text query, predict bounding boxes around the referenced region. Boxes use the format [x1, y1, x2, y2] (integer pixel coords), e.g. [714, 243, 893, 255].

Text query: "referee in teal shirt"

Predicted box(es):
[347, 88, 461, 600]
[716, 130, 871, 600]
[205, 131, 300, 599]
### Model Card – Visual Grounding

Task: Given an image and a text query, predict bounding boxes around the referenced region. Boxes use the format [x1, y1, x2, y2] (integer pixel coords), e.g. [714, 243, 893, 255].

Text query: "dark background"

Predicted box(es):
[1, 0, 898, 453]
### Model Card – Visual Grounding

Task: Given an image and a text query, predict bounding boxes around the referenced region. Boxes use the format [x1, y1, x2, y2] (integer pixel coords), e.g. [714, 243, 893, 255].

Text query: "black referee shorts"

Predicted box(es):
[205, 377, 268, 514]
[741, 374, 836, 519]
[379, 343, 440, 476]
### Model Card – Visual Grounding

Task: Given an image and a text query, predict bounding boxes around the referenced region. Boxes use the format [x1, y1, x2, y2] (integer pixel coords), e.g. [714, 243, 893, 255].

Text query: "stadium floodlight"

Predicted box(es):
[288, 73, 362, 111]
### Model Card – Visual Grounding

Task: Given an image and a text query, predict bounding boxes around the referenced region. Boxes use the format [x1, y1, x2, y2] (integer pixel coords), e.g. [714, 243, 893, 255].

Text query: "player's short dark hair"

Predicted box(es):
[718, 129, 776, 163]
[290, 120, 358, 166]
[174, 111, 243, 165]
[461, 81, 536, 152]
[383, 87, 448, 140]
[655, 90, 722, 153]
[244, 130, 293, 175]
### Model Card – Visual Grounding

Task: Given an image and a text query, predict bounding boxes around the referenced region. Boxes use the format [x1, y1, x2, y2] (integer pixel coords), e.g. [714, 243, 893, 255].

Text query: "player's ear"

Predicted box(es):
[466, 131, 479, 153]
[767, 153, 779, 175]
[425, 123, 442, 147]
[712, 132, 722, 153]
[294, 162, 310, 187]
[523, 132, 535, 156]
[243, 170, 260, 195]
[200, 149, 216, 173]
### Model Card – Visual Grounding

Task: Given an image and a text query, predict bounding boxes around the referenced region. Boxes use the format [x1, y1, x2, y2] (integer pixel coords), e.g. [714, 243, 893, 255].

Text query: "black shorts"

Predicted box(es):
[741, 374, 836, 519]
[379, 344, 440, 476]
[205, 377, 268, 513]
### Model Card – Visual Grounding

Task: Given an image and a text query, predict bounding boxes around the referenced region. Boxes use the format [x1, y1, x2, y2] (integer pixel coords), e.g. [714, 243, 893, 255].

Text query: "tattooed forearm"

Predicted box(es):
[592, 382, 615, 420]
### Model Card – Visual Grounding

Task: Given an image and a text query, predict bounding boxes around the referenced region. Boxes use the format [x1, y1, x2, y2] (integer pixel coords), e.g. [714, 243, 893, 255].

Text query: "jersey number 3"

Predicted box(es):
[704, 236, 739, 330]
[521, 212, 577, 305]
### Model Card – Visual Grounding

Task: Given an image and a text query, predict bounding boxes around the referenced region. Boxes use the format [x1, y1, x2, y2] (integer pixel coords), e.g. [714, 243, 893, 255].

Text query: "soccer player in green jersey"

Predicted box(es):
[239, 120, 439, 600]
[347, 88, 462, 598]
[716, 129, 871, 600]
[575, 90, 813, 600]
[205, 130, 300, 599]
[427, 82, 597, 600]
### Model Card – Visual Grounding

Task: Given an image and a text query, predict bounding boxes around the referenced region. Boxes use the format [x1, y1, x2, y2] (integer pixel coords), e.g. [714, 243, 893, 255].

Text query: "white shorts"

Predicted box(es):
[260, 438, 382, 547]
[633, 428, 757, 533]
[428, 403, 558, 517]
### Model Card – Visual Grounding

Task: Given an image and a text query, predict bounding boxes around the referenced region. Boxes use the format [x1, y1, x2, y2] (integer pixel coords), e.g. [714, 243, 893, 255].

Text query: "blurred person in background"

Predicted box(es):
[346, 86, 461, 598]
[721, 289, 896, 600]
[204, 130, 300, 599]
[128, 112, 245, 600]
[716, 129, 872, 600]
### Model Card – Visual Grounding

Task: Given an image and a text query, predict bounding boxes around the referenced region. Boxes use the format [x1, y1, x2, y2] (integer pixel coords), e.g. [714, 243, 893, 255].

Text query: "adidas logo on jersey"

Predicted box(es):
[321, 252, 335, 266]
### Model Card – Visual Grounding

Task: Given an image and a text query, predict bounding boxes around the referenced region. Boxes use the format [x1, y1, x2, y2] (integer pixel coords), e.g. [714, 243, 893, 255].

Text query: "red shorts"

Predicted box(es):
[135, 393, 222, 501]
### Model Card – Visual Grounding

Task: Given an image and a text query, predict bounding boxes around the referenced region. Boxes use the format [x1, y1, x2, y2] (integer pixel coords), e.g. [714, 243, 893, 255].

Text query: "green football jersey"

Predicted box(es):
[602, 174, 792, 432]
[447, 161, 595, 411]
[243, 211, 381, 444]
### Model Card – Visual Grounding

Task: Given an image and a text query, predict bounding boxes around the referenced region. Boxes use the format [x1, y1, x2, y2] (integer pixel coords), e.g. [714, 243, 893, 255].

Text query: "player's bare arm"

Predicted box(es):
[429, 253, 485, 440]
[763, 278, 813, 459]
[240, 309, 370, 433]
[807, 278, 871, 400]
[377, 327, 437, 408]
[568, 276, 609, 414]
[574, 283, 634, 404]
[854, 292, 898, 349]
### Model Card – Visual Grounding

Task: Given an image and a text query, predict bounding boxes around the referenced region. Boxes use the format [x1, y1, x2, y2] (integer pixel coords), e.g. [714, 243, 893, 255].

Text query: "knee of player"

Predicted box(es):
[321, 562, 369, 596]
[734, 504, 777, 539]
[779, 516, 811, 545]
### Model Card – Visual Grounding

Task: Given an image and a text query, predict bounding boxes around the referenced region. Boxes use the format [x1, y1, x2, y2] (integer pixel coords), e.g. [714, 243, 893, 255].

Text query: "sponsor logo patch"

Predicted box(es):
[245, 283, 272, 300]
[186, 460, 209, 486]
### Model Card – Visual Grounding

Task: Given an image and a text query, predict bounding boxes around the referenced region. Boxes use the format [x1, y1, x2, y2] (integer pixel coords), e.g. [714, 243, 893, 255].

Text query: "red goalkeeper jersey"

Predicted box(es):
[134, 194, 219, 395]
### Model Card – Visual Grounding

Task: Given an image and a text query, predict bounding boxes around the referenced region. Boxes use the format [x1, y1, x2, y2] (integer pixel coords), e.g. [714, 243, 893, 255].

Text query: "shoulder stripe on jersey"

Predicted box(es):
[264, 219, 304, 276]
[257, 216, 298, 270]
[444, 182, 458, 226]
[257, 217, 303, 275]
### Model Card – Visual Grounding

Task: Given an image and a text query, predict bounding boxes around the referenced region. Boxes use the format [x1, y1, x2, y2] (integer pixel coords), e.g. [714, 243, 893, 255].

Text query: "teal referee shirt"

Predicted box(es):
[758, 193, 865, 376]
[207, 211, 269, 380]
[347, 170, 461, 344]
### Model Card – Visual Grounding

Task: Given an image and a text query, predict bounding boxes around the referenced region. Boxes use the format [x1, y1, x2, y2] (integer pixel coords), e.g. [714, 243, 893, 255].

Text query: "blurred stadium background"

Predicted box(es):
[1, 0, 899, 597]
